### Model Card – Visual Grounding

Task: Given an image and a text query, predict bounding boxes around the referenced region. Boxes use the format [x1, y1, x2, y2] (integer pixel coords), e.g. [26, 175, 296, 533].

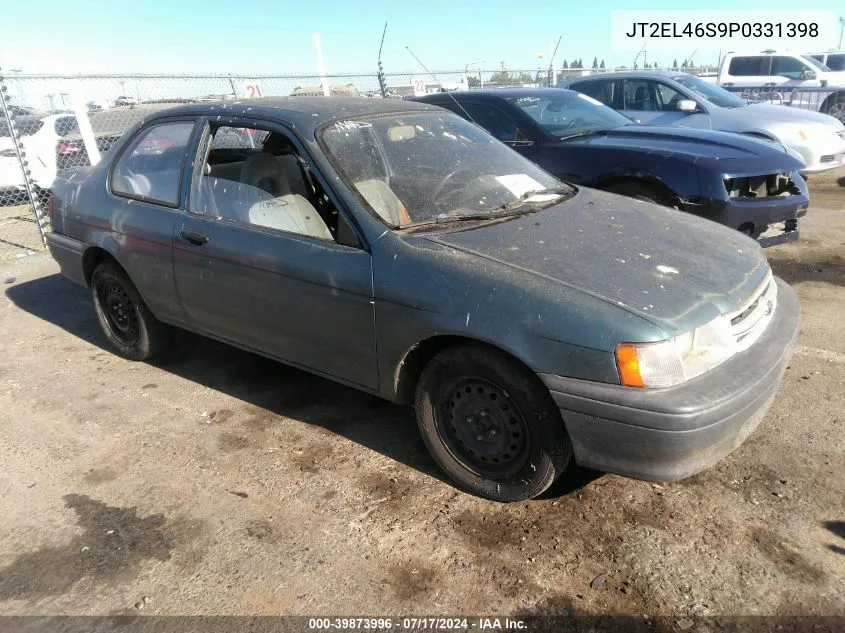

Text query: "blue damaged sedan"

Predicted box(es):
[46, 97, 799, 501]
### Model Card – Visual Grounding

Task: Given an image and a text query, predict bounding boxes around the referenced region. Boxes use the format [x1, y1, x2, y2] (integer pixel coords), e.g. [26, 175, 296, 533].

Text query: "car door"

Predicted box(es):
[624, 80, 711, 129]
[619, 79, 666, 124]
[769, 56, 822, 88]
[172, 118, 378, 390]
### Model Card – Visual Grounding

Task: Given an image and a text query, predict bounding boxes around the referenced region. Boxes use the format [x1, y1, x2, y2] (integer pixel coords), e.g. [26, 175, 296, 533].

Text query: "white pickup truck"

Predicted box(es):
[717, 50, 845, 123]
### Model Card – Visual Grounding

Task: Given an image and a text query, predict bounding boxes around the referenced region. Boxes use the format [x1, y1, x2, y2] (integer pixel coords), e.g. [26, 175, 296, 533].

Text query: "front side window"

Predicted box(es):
[623, 80, 656, 111]
[111, 121, 195, 206]
[506, 93, 631, 137]
[728, 56, 770, 76]
[192, 125, 334, 241]
[671, 75, 746, 108]
[826, 54, 845, 71]
[771, 56, 811, 79]
[654, 83, 687, 111]
[319, 112, 564, 227]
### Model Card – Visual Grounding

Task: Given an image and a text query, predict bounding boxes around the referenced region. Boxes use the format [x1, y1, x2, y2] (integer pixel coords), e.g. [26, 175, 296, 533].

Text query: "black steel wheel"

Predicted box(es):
[91, 259, 166, 361]
[415, 345, 572, 502]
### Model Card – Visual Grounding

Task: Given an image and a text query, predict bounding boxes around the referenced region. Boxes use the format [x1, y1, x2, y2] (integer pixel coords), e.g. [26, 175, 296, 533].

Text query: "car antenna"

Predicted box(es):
[377, 22, 388, 99]
[405, 45, 478, 124]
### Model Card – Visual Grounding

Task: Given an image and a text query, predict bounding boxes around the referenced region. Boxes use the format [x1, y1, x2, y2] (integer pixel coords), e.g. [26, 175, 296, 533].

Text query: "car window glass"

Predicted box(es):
[506, 93, 631, 137]
[623, 80, 656, 111]
[54, 116, 78, 137]
[771, 56, 809, 79]
[654, 83, 686, 111]
[826, 54, 845, 71]
[319, 111, 562, 227]
[728, 56, 769, 76]
[454, 103, 522, 142]
[112, 121, 195, 206]
[210, 126, 269, 149]
[192, 125, 334, 241]
[575, 80, 616, 106]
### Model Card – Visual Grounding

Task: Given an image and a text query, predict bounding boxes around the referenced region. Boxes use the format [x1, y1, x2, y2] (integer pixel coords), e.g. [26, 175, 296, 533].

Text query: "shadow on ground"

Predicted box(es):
[768, 253, 845, 288]
[825, 520, 845, 556]
[6, 274, 600, 499]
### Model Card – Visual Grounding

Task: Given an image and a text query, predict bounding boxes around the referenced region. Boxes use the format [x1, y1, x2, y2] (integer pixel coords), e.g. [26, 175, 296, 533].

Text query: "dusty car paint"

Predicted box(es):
[46, 97, 799, 491]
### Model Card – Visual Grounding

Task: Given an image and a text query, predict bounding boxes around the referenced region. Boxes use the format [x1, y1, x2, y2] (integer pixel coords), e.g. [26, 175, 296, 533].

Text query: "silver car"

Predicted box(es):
[560, 71, 845, 174]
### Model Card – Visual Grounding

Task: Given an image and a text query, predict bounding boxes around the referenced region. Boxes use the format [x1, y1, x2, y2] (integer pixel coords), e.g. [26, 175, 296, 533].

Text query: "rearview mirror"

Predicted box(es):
[800, 70, 817, 81]
[677, 99, 698, 113]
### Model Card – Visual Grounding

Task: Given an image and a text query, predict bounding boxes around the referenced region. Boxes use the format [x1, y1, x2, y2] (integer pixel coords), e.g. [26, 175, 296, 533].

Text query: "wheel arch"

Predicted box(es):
[82, 246, 120, 287]
[595, 175, 679, 207]
[392, 334, 540, 406]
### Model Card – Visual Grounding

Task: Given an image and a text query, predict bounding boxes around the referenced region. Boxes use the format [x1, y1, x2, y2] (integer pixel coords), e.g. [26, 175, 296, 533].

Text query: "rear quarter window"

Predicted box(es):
[111, 121, 195, 206]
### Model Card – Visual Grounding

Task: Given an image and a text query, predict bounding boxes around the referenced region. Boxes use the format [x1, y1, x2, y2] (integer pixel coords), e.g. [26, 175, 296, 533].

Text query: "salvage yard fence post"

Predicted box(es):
[0, 71, 48, 259]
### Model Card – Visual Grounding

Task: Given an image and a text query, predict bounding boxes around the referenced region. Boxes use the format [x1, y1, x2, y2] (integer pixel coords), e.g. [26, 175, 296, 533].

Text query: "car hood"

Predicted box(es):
[564, 125, 801, 165]
[426, 188, 769, 335]
[731, 103, 845, 133]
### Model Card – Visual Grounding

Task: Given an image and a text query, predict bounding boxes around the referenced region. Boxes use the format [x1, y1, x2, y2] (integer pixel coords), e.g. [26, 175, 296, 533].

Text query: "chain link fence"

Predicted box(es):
[0, 66, 841, 260]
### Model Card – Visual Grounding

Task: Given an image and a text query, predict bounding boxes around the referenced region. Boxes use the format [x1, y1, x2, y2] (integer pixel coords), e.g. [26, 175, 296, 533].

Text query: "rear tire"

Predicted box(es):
[824, 93, 845, 125]
[91, 260, 166, 361]
[415, 345, 572, 502]
[605, 181, 671, 206]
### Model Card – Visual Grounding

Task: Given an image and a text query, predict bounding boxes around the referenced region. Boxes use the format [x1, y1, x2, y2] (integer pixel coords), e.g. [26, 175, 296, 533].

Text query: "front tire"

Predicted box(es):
[91, 260, 165, 361]
[415, 345, 572, 502]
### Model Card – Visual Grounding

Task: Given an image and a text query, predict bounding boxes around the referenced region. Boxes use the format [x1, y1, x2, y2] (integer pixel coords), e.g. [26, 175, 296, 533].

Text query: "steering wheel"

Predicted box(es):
[432, 166, 474, 210]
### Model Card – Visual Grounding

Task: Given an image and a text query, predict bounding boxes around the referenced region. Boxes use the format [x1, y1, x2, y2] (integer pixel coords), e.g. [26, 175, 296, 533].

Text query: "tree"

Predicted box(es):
[592, 57, 598, 69]
[577, 58, 583, 68]
[562, 60, 569, 69]
[633, 61, 638, 69]
[467, 76, 480, 88]
[654, 62, 659, 69]
[672, 58, 678, 70]
[681, 59, 688, 69]
[515, 72, 533, 84]
[489, 70, 512, 85]
[599, 59, 605, 69]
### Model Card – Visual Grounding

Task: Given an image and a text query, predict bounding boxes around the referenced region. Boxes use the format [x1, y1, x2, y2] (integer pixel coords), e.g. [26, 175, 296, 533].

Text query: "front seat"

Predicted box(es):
[632, 86, 654, 111]
[240, 153, 332, 240]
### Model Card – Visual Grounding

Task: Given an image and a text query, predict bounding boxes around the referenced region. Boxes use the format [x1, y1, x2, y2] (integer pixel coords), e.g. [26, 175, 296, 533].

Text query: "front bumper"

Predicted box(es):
[539, 278, 800, 482]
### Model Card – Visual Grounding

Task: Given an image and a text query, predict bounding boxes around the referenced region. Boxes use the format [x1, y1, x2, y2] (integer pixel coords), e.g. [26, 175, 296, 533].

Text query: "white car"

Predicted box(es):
[0, 113, 79, 199]
[561, 71, 845, 174]
[717, 50, 845, 123]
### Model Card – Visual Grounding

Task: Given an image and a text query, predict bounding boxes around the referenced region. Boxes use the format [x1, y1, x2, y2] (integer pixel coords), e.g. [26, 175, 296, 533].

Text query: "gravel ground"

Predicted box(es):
[0, 168, 843, 620]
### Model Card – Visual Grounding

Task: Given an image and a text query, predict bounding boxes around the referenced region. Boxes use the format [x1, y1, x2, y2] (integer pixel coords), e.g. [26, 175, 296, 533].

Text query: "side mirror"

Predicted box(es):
[677, 99, 698, 113]
[800, 70, 817, 81]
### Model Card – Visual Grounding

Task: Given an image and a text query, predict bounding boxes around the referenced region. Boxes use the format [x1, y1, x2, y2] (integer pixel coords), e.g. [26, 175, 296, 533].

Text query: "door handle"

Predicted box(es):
[179, 230, 209, 245]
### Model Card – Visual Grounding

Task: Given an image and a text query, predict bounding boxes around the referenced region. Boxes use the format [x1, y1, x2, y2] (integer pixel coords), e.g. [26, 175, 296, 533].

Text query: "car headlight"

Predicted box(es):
[615, 274, 777, 388]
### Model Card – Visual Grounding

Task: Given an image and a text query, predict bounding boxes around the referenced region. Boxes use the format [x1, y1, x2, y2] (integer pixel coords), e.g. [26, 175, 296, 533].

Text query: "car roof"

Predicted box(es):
[418, 88, 580, 100]
[563, 70, 687, 82]
[140, 97, 437, 135]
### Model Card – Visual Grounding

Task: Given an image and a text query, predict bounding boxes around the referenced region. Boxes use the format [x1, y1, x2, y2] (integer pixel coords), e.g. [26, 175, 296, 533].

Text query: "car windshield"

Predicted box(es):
[671, 75, 746, 108]
[802, 55, 831, 71]
[505, 93, 632, 138]
[319, 111, 566, 227]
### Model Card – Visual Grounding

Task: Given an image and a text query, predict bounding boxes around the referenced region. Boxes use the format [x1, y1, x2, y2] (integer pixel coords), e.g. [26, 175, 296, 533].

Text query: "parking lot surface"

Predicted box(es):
[0, 170, 843, 617]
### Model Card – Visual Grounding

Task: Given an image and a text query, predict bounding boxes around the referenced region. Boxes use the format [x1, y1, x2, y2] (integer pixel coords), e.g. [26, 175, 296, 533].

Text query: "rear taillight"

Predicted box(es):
[56, 141, 80, 156]
[47, 193, 55, 221]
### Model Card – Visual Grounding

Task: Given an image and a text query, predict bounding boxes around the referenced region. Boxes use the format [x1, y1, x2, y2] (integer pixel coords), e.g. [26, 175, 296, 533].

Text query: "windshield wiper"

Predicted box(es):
[557, 128, 609, 141]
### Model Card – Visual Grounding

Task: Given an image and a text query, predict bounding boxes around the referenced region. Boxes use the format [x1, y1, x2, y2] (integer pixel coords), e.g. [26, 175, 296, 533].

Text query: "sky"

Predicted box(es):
[1, 0, 843, 76]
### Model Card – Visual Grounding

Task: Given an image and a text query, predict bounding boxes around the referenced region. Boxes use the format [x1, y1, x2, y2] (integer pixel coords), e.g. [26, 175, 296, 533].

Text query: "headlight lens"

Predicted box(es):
[615, 274, 777, 388]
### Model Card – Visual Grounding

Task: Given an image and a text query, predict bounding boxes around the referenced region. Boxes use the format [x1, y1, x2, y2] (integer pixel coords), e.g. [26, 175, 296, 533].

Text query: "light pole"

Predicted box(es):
[465, 61, 486, 89]
[839, 17, 844, 49]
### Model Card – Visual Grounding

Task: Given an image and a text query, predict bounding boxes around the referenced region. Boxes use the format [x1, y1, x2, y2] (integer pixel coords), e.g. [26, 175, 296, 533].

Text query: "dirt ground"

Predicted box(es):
[0, 169, 843, 620]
